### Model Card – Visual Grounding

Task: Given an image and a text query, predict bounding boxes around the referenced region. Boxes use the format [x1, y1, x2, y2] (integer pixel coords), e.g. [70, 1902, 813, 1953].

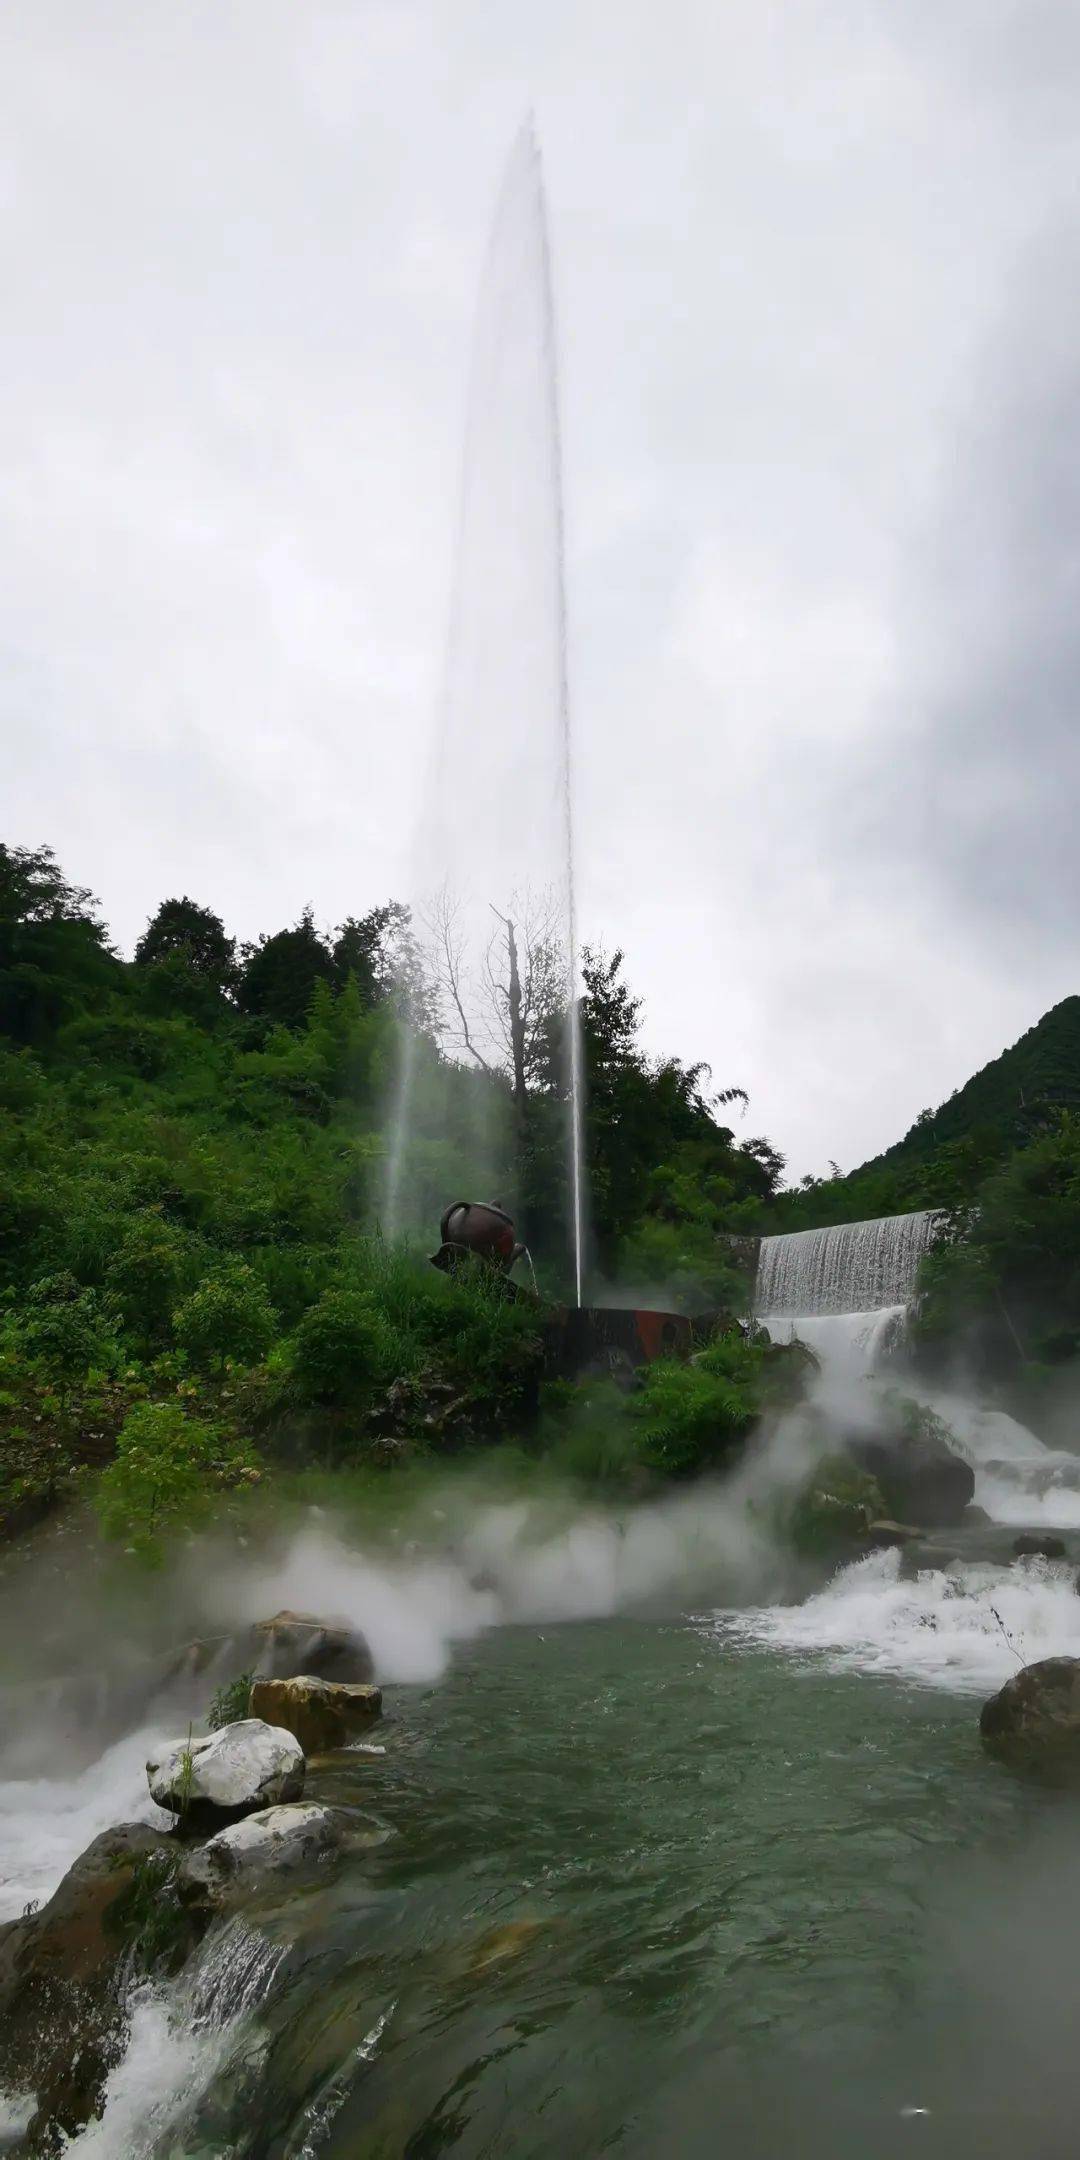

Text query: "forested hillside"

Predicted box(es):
[0, 841, 787, 1542]
[771, 995, 1080, 1438]
[864, 995, 1080, 1178]
[776, 996, 1080, 1231]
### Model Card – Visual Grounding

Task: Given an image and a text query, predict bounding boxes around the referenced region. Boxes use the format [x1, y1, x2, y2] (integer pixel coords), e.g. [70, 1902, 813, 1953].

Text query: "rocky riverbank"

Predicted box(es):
[0, 1607, 381, 2152]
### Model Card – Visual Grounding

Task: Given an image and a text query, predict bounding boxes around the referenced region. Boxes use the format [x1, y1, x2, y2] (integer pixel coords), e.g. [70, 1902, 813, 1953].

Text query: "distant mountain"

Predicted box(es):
[775, 995, 1080, 1229]
[858, 995, 1080, 1179]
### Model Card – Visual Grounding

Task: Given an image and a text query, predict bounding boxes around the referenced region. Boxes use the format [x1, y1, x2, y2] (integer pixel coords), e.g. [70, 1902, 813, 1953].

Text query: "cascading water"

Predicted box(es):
[384, 118, 585, 1301]
[755, 1211, 940, 1319]
[59, 1919, 285, 2156]
[757, 1209, 1080, 1524]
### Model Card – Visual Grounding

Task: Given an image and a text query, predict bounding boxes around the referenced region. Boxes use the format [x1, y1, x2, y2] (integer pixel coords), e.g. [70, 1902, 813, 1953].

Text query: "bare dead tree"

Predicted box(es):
[482, 889, 566, 1113]
[424, 883, 495, 1073]
[489, 907, 526, 1112]
[423, 882, 568, 1111]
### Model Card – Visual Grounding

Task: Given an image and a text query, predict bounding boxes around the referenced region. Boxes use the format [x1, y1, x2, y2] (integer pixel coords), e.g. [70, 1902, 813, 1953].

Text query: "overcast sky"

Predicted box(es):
[4, 0, 1080, 1179]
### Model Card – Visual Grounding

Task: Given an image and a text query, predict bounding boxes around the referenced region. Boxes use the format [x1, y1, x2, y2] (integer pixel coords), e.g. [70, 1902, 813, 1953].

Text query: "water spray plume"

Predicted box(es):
[384, 117, 585, 1302]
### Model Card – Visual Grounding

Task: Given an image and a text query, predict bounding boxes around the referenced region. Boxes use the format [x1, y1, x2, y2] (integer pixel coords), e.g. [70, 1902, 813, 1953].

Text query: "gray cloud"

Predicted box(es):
[3, 0, 1078, 1177]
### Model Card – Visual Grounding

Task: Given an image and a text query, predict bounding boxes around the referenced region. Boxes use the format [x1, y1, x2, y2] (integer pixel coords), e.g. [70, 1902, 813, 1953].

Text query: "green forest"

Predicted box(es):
[4, 837, 1080, 1552]
[0, 842, 795, 1547]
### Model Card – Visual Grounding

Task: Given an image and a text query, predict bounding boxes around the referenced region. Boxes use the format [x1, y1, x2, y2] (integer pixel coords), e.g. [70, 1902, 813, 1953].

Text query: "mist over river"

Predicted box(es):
[4, 1477, 1080, 2158]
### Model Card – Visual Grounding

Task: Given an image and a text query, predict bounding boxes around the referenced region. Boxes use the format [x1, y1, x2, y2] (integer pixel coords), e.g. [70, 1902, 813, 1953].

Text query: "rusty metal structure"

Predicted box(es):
[429, 1200, 690, 1375]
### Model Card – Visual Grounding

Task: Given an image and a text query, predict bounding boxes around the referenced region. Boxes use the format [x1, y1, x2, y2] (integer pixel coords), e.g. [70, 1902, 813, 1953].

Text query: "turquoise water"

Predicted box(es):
[144, 1608, 1080, 2159]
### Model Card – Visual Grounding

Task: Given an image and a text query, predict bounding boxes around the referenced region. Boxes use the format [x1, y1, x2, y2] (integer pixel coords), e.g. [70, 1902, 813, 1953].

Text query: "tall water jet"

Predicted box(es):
[385, 118, 585, 1301]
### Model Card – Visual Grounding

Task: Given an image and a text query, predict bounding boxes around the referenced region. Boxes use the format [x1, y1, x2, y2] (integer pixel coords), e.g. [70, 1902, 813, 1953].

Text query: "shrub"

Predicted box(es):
[207, 1670, 253, 1730]
[94, 1399, 260, 1557]
[288, 1287, 404, 1404]
[631, 1344, 760, 1477]
[105, 1212, 203, 1346]
[107, 1848, 195, 1974]
[327, 1239, 544, 1425]
[542, 1381, 647, 1488]
[893, 1396, 958, 1452]
[19, 1272, 118, 1387]
[405, 1267, 543, 1409]
[173, 1263, 277, 1371]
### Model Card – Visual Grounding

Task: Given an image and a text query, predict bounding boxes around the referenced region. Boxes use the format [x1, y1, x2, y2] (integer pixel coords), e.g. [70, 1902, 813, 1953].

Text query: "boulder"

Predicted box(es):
[981, 1656, 1080, 1769]
[248, 1675, 382, 1755]
[848, 1422, 974, 1528]
[181, 1804, 341, 1904]
[789, 1454, 884, 1555]
[865, 1519, 919, 1549]
[1013, 1533, 1067, 1560]
[147, 1718, 304, 1825]
[963, 1503, 994, 1527]
[0, 1822, 180, 2149]
[250, 1610, 374, 1685]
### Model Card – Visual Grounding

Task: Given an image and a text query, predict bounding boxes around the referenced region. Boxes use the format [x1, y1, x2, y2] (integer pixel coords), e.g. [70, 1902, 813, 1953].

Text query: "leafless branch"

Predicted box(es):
[423, 884, 494, 1073]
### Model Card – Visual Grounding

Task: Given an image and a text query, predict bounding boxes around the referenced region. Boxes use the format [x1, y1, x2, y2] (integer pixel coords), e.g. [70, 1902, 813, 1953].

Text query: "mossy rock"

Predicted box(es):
[789, 1452, 886, 1555]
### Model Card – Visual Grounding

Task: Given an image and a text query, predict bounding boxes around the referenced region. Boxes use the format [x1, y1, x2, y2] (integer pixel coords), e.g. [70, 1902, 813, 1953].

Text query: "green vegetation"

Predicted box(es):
[787, 1454, 885, 1555]
[630, 1331, 800, 1479]
[0, 840, 791, 1550]
[208, 1671, 254, 1730]
[780, 996, 1080, 1231]
[107, 1848, 195, 1975]
[93, 1401, 261, 1559]
[10, 827, 1077, 1521]
[910, 1119, 1080, 1435]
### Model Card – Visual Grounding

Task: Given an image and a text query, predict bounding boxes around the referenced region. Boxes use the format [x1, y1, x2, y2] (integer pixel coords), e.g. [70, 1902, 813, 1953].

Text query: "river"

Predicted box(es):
[5, 1515, 1080, 2158]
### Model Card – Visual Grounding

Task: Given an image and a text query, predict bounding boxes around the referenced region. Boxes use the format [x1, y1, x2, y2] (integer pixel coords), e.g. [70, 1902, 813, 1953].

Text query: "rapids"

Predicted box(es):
[757, 1207, 1080, 1524]
[5, 1207, 1080, 2153]
[11, 1579, 1080, 2159]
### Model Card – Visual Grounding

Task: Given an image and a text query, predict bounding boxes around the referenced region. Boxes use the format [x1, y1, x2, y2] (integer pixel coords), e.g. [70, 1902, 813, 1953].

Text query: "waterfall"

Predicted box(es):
[755, 1210, 940, 1319]
[61, 1919, 285, 2155]
[756, 1210, 1080, 1525]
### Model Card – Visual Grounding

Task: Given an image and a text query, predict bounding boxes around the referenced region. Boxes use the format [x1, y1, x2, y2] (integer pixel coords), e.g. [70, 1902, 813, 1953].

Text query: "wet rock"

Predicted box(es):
[368, 1368, 478, 1447]
[0, 1822, 178, 2150]
[981, 1656, 1080, 1769]
[147, 1718, 304, 1825]
[248, 1675, 382, 1755]
[1013, 1533, 1067, 1560]
[180, 1804, 342, 1904]
[963, 1503, 994, 1527]
[789, 1454, 884, 1554]
[865, 1519, 919, 1548]
[848, 1420, 974, 1528]
[899, 1538, 964, 1573]
[251, 1610, 374, 1686]
[466, 1917, 548, 1972]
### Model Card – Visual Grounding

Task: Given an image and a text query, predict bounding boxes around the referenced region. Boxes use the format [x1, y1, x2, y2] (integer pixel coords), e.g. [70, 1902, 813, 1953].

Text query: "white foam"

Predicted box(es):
[0, 1724, 173, 1922]
[59, 1987, 227, 2157]
[769, 1312, 1080, 1530]
[921, 1389, 1080, 1527]
[721, 1547, 1080, 1694]
[0, 2092, 35, 2149]
[975, 1473, 1080, 1530]
[61, 1921, 283, 2156]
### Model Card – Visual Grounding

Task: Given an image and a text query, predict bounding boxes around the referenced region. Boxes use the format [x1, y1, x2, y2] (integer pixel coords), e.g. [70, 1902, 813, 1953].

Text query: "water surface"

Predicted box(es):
[66, 1595, 1080, 2158]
